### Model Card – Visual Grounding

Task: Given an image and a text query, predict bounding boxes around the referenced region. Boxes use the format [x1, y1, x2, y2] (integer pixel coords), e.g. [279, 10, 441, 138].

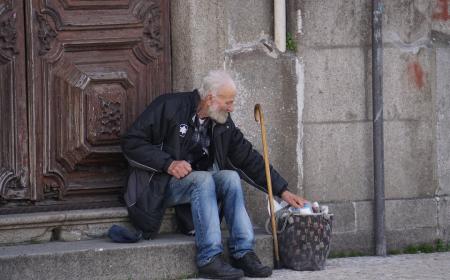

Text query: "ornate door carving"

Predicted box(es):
[0, 0, 30, 201]
[0, 0, 171, 209]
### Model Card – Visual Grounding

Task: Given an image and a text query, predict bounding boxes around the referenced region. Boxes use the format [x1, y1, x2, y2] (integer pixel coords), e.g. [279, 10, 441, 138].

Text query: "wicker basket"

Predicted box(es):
[277, 212, 333, 271]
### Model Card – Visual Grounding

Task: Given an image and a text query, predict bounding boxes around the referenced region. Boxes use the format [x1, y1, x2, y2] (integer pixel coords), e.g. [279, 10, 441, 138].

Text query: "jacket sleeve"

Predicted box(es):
[121, 98, 174, 172]
[227, 121, 288, 196]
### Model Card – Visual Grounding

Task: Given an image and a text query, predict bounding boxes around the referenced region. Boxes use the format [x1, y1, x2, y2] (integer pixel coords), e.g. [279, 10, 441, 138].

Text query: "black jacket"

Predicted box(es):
[121, 90, 288, 238]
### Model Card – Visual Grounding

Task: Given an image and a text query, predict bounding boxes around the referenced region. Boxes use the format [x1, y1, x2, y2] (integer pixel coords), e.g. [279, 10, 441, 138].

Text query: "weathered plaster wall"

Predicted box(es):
[171, 0, 450, 253]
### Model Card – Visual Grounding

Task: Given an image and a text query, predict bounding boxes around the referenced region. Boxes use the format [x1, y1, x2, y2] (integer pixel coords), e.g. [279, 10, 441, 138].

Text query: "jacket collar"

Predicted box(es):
[212, 116, 232, 135]
[189, 89, 201, 126]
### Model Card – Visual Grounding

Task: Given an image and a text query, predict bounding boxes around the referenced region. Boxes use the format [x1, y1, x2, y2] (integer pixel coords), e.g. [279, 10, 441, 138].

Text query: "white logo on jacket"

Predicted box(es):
[179, 124, 188, 137]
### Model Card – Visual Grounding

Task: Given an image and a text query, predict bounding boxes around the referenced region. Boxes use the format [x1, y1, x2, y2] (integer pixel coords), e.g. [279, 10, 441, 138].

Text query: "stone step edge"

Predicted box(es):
[0, 231, 272, 257]
[0, 207, 177, 245]
[0, 232, 274, 280]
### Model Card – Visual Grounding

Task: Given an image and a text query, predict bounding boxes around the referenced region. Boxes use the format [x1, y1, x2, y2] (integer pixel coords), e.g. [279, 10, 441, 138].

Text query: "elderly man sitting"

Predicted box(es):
[122, 70, 306, 279]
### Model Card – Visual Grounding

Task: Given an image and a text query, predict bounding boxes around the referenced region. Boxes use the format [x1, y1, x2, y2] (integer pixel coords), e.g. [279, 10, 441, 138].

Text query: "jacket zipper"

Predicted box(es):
[226, 158, 266, 193]
[124, 143, 164, 173]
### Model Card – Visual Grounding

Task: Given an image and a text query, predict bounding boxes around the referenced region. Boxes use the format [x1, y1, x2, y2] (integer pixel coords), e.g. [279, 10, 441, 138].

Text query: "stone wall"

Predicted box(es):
[291, 0, 450, 252]
[171, 0, 450, 253]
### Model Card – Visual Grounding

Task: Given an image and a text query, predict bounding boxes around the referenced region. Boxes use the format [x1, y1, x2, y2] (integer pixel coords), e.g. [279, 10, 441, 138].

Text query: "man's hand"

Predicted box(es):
[281, 190, 308, 208]
[167, 160, 192, 179]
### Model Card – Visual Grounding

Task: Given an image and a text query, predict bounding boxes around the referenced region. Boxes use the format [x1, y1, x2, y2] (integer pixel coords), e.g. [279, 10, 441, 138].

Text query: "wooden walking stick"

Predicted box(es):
[254, 104, 281, 269]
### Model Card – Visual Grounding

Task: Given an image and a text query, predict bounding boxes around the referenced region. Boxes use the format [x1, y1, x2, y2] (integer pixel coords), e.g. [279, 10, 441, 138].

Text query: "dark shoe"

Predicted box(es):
[198, 254, 244, 279]
[231, 251, 272, 278]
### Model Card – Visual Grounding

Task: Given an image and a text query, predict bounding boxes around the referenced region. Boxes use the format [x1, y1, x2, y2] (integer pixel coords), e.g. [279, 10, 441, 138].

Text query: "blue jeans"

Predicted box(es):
[164, 170, 255, 267]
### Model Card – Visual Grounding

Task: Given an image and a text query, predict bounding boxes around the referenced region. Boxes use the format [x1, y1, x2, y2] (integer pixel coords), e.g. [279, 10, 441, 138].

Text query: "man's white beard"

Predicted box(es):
[208, 104, 228, 124]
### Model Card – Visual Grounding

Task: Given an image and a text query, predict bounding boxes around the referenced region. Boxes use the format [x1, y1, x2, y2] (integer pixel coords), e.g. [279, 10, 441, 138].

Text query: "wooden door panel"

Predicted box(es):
[43, 0, 142, 29]
[48, 52, 139, 195]
[0, 0, 30, 200]
[27, 0, 171, 201]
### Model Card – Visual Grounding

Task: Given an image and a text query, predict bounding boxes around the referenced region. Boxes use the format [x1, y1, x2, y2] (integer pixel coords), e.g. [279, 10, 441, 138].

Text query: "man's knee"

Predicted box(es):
[223, 170, 240, 181]
[216, 170, 241, 190]
[190, 171, 215, 189]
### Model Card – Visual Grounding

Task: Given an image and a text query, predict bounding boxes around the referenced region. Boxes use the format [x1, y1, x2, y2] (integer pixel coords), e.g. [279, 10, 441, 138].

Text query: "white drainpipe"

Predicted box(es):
[274, 0, 286, 52]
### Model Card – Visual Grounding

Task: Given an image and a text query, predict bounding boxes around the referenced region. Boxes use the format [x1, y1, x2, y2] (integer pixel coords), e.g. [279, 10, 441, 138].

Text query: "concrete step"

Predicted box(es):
[0, 207, 177, 245]
[0, 231, 274, 280]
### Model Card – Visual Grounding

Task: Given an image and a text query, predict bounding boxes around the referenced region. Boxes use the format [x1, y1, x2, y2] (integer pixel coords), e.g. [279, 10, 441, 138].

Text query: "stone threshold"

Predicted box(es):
[0, 207, 176, 245]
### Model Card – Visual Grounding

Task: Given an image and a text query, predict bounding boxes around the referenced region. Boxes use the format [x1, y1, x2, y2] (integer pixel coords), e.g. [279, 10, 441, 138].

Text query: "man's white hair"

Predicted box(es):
[198, 70, 236, 98]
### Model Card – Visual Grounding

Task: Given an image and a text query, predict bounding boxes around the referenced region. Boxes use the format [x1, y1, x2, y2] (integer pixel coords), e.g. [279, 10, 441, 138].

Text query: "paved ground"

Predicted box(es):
[192, 252, 450, 280]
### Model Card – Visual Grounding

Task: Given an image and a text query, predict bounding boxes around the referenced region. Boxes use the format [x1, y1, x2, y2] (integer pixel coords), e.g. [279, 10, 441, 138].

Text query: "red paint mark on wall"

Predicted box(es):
[408, 62, 425, 90]
[433, 0, 450, 21]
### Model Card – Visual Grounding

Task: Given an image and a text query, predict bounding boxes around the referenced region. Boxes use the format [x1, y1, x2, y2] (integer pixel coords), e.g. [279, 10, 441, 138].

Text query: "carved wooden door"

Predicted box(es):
[0, 0, 170, 211]
[0, 0, 28, 203]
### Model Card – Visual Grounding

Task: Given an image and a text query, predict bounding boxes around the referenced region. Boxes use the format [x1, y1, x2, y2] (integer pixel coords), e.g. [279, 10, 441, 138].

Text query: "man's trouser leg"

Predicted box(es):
[212, 170, 254, 259]
[164, 170, 254, 267]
